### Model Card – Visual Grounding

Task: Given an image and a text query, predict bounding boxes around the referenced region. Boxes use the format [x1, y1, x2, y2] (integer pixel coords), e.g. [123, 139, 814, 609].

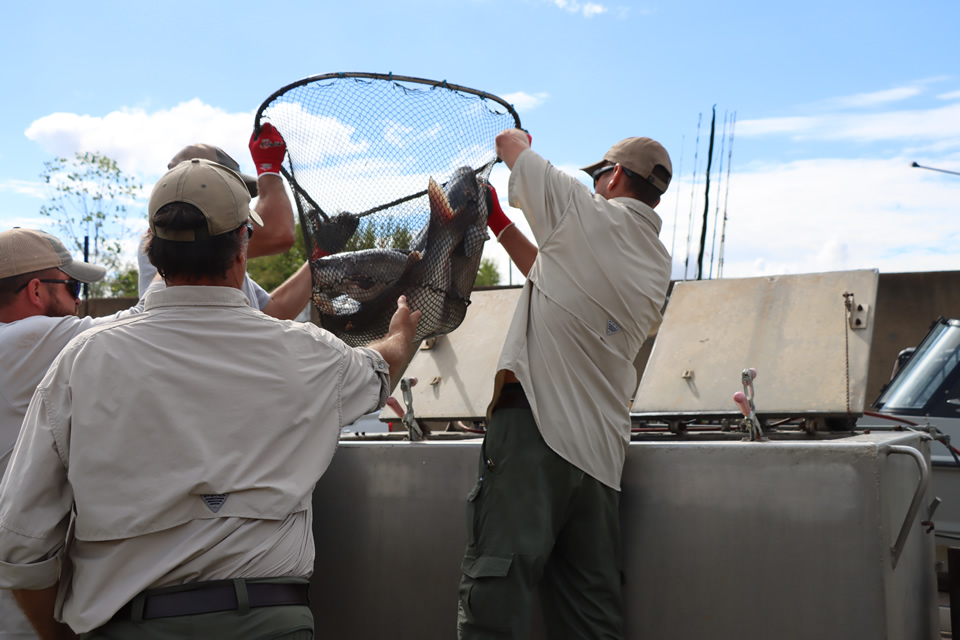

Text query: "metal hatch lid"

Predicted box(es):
[631, 269, 879, 421]
[381, 287, 523, 422]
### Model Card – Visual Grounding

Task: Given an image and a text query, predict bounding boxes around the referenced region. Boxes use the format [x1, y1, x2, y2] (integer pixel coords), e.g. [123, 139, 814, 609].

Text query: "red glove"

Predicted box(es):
[249, 123, 286, 177]
[486, 184, 513, 239]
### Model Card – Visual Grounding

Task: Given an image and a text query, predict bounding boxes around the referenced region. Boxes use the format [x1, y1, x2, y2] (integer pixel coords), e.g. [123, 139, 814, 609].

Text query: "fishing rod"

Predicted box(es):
[684, 113, 702, 281]
[670, 135, 684, 265]
[708, 111, 728, 279]
[717, 111, 736, 279]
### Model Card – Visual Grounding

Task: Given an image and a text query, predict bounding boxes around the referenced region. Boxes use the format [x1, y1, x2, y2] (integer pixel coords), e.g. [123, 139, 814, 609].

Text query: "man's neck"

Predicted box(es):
[165, 277, 243, 289]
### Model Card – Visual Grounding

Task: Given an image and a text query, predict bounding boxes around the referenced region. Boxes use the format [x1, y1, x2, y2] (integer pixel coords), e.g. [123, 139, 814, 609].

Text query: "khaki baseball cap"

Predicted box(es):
[0, 228, 106, 282]
[581, 137, 672, 194]
[168, 143, 259, 197]
[149, 158, 264, 242]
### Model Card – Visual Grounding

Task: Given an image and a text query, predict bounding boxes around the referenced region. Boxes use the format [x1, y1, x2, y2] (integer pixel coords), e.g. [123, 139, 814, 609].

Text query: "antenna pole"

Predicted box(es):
[684, 113, 702, 281]
[708, 111, 728, 279]
[717, 112, 736, 279]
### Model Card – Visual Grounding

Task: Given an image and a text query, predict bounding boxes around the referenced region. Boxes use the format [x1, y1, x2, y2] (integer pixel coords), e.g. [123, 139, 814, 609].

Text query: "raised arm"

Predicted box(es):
[261, 262, 313, 320]
[486, 184, 537, 278]
[247, 124, 296, 258]
[367, 295, 422, 393]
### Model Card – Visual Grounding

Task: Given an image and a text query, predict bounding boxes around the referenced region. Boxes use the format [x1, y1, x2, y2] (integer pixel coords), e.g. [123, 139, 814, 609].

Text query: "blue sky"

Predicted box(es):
[2, 0, 959, 283]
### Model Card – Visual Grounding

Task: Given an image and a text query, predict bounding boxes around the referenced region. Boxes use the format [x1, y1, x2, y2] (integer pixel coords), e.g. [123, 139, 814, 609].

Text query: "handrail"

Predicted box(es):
[882, 444, 930, 569]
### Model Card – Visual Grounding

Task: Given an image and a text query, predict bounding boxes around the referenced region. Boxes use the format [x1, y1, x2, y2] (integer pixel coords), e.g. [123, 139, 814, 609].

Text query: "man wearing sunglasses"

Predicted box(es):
[0, 227, 164, 639]
[0, 159, 420, 639]
[458, 131, 673, 639]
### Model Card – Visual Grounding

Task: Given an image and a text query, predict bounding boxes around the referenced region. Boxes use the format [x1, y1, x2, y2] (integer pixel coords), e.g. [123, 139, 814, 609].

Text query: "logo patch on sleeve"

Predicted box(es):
[606, 320, 621, 336]
[202, 494, 229, 513]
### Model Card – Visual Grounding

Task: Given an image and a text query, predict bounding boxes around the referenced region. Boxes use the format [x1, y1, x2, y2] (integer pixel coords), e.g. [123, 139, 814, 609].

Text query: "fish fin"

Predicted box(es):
[428, 177, 455, 224]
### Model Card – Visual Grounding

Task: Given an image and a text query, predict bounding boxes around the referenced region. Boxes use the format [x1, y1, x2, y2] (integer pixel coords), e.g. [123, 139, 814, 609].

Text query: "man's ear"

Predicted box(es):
[23, 279, 46, 311]
[608, 165, 627, 193]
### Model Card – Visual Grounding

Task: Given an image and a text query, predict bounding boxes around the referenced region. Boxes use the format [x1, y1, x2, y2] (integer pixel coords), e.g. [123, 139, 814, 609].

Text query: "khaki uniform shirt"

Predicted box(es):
[0, 286, 158, 640]
[492, 149, 671, 490]
[0, 286, 389, 632]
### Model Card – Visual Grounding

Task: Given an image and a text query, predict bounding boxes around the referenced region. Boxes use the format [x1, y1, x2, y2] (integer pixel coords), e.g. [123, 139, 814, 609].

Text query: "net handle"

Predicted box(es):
[253, 72, 522, 136]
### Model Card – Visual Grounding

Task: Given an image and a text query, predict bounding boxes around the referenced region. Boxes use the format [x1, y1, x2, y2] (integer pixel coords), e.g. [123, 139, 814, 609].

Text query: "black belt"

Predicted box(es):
[494, 383, 531, 410]
[113, 581, 310, 621]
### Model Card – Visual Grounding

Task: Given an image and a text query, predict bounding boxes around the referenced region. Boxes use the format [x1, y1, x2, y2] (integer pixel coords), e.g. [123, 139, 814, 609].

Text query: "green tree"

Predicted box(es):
[107, 267, 139, 297]
[475, 257, 501, 286]
[39, 152, 142, 297]
[247, 223, 309, 291]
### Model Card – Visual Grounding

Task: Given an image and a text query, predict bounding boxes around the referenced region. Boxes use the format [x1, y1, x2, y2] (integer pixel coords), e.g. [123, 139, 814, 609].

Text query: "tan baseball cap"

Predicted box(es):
[148, 158, 264, 242]
[168, 143, 259, 197]
[0, 228, 106, 282]
[581, 137, 673, 194]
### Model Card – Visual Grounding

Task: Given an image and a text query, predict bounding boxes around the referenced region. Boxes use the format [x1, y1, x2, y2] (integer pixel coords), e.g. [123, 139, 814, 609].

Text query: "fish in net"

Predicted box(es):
[254, 73, 521, 346]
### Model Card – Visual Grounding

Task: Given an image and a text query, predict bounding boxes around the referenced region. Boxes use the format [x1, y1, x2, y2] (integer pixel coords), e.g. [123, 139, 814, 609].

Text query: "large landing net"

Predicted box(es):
[255, 73, 521, 346]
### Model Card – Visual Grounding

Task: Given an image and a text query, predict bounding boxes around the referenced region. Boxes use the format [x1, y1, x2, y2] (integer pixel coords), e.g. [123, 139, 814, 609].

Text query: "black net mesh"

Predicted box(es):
[255, 73, 521, 346]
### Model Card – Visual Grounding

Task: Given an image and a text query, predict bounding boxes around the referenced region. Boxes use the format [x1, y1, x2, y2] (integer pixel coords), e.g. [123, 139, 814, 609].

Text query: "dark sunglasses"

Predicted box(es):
[591, 164, 615, 186]
[15, 278, 82, 298]
[592, 164, 641, 187]
[243, 222, 254, 239]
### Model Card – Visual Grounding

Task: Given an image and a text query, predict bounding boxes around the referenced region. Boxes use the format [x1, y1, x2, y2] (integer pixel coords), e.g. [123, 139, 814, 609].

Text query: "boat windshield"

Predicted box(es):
[876, 318, 960, 413]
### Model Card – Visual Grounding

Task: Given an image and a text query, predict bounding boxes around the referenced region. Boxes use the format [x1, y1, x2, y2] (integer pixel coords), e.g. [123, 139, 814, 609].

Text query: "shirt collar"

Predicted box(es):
[145, 286, 251, 311]
[612, 197, 663, 234]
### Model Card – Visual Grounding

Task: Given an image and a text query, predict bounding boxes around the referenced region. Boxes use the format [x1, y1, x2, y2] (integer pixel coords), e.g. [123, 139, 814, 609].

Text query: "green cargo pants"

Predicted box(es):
[80, 578, 313, 640]
[457, 400, 624, 639]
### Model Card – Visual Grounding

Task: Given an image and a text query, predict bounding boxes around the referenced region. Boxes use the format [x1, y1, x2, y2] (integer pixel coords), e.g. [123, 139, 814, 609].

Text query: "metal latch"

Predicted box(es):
[733, 368, 766, 442]
[400, 377, 423, 441]
[843, 292, 869, 330]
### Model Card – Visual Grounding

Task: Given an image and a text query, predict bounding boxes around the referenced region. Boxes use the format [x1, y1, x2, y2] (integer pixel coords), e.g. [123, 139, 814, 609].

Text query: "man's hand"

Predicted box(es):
[387, 295, 421, 344]
[249, 123, 287, 177]
[495, 129, 532, 170]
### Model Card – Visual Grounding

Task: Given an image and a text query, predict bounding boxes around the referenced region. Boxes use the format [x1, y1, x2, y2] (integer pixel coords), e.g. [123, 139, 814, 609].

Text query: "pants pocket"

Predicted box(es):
[465, 476, 483, 547]
[458, 552, 515, 635]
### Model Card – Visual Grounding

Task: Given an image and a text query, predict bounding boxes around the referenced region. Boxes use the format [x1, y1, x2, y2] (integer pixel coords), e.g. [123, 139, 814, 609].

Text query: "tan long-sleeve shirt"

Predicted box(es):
[0, 286, 389, 632]
[491, 149, 672, 490]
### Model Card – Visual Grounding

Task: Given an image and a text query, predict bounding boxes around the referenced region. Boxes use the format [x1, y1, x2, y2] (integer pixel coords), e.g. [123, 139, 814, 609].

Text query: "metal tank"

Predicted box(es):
[307, 271, 939, 638]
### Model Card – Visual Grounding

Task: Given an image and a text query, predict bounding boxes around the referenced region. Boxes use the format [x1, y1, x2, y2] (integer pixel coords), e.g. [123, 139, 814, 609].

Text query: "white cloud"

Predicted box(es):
[501, 91, 550, 111]
[812, 86, 923, 110]
[550, 0, 608, 18]
[24, 99, 255, 179]
[582, 3, 607, 17]
[738, 102, 960, 146]
[938, 90, 960, 100]
[0, 179, 47, 199]
[659, 155, 960, 280]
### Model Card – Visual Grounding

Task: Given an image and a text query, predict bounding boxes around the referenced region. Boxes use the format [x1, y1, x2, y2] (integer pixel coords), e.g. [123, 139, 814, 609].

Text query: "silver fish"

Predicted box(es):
[311, 248, 421, 315]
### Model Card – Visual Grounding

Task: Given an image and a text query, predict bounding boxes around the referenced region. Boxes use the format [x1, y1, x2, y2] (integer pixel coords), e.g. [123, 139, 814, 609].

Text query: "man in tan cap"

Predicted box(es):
[458, 131, 673, 639]
[137, 123, 313, 320]
[0, 227, 163, 639]
[0, 159, 420, 639]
